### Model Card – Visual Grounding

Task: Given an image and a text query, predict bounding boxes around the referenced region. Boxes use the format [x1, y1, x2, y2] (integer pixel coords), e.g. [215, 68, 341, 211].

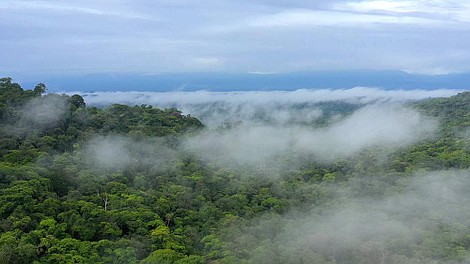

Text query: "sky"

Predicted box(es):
[1, 0, 470, 78]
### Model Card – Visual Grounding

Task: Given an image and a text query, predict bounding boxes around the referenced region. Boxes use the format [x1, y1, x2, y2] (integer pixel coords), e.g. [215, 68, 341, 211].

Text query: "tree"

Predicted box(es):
[141, 249, 185, 264]
[69, 94, 86, 109]
[34, 83, 47, 96]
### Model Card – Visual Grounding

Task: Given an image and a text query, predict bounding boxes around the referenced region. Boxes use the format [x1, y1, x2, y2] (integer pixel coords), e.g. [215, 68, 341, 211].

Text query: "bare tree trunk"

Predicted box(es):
[98, 191, 109, 211]
[380, 246, 388, 264]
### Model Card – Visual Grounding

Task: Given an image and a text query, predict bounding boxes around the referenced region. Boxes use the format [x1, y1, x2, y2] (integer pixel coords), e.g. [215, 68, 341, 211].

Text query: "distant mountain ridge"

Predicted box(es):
[18, 70, 470, 92]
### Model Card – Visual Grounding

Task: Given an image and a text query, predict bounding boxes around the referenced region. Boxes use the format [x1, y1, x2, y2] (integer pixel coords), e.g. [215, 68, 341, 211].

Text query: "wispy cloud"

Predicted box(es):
[0, 0, 155, 20]
[245, 9, 442, 29]
[208, 0, 464, 33]
[267, 1, 468, 28]
[340, 0, 470, 23]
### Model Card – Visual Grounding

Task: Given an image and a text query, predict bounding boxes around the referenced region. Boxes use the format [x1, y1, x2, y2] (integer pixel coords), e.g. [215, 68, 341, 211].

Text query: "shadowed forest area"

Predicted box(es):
[1, 77, 470, 263]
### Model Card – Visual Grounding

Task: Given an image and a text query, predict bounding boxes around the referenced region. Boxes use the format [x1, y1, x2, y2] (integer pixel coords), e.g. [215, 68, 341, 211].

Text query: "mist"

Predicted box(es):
[181, 103, 437, 168]
[83, 135, 177, 170]
[22, 95, 68, 127]
[78, 87, 463, 106]
[0, 94, 69, 139]
[72, 87, 444, 169]
[77, 87, 461, 127]
[220, 169, 470, 264]
[18, 94, 68, 132]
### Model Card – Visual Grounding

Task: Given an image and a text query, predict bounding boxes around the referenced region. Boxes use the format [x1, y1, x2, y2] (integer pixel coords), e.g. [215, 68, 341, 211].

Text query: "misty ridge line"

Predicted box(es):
[64, 86, 462, 129]
[70, 87, 464, 108]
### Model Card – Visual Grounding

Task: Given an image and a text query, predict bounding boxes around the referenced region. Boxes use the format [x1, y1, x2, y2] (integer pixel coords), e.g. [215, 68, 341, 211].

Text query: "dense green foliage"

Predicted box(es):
[0, 77, 470, 263]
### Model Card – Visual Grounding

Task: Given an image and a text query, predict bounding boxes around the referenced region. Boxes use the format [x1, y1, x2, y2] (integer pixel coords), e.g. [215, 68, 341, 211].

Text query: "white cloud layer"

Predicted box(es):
[76, 87, 461, 128]
[78, 87, 462, 109]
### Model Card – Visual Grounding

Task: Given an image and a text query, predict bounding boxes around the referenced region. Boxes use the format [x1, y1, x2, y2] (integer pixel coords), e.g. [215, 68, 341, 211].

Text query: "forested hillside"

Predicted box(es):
[1, 77, 470, 263]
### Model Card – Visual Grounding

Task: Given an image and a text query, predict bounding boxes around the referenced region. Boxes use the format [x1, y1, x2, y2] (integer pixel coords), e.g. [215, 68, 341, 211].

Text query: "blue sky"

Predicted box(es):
[1, 0, 470, 77]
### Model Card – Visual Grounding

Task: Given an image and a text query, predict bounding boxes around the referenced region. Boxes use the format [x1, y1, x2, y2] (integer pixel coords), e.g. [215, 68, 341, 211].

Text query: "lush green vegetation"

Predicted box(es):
[1, 77, 470, 263]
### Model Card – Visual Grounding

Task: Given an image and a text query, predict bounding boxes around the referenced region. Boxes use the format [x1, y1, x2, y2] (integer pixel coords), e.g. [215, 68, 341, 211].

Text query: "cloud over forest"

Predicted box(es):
[221, 169, 470, 263]
[73, 87, 446, 169]
[78, 87, 461, 127]
[182, 103, 437, 167]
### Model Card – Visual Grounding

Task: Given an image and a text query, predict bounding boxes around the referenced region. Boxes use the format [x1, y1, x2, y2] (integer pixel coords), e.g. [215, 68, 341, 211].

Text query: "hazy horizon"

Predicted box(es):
[8, 70, 470, 93]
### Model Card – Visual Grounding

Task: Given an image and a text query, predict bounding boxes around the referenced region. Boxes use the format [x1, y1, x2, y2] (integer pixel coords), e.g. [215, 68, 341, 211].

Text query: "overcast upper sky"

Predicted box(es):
[1, 0, 470, 77]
